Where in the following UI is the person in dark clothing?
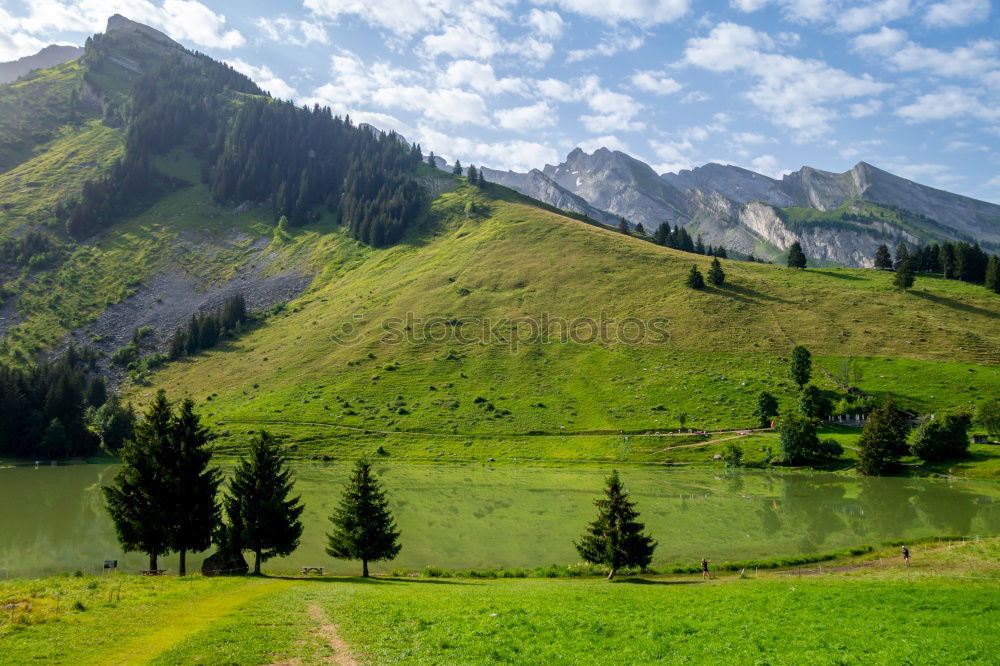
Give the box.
[701,557,711,579]
[901,545,910,567]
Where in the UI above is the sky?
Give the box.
[0,0,998,202]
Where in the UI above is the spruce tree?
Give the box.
[707,256,726,286]
[225,431,304,574]
[893,258,915,292]
[874,244,892,270]
[575,470,657,579]
[619,217,630,234]
[427,151,436,167]
[466,165,478,182]
[452,160,462,176]
[326,458,402,577]
[790,345,811,388]
[985,255,1000,294]
[654,221,670,245]
[169,398,221,576]
[685,264,705,289]
[103,391,174,571]
[894,242,910,270]
[786,241,807,269]
[753,391,779,428]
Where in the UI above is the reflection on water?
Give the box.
[0,463,997,577]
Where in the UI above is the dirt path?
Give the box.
[97,579,293,666]
[308,604,357,666]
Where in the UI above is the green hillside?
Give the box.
[116,180,1000,460]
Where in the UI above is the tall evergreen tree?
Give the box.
[790,345,812,389]
[326,458,402,577]
[103,391,174,571]
[786,241,807,269]
[575,470,657,580]
[225,431,304,575]
[874,244,892,270]
[618,217,630,234]
[653,221,670,245]
[894,242,910,270]
[169,398,221,576]
[685,264,705,289]
[427,151,436,167]
[985,255,1000,294]
[707,256,726,286]
[893,258,915,292]
[452,160,462,176]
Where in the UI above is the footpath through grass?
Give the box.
[2,538,997,664]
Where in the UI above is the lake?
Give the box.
[1,462,998,577]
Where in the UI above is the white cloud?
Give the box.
[580,87,645,133]
[896,87,1000,122]
[577,135,632,153]
[417,126,559,171]
[750,154,789,178]
[681,90,710,103]
[924,0,991,27]
[631,70,683,95]
[683,22,887,138]
[853,28,1000,81]
[537,77,579,101]
[255,16,328,46]
[836,0,911,32]
[439,60,527,95]
[567,31,643,62]
[731,131,769,144]
[540,0,690,24]
[304,0,445,35]
[526,8,564,38]
[3,0,245,51]
[226,58,297,99]
[945,140,988,152]
[849,99,882,117]
[729,0,831,22]
[495,102,556,131]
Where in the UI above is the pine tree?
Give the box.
[707,256,725,286]
[452,160,462,176]
[857,401,908,475]
[169,398,221,576]
[790,345,811,388]
[427,151,436,167]
[753,391,779,428]
[685,264,704,289]
[893,258,915,292]
[635,223,646,236]
[618,217,630,234]
[466,165,478,182]
[894,242,910,270]
[654,222,670,245]
[326,458,402,577]
[874,244,892,270]
[225,431,304,574]
[103,391,174,571]
[985,255,1000,294]
[695,235,705,255]
[787,241,807,269]
[575,470,657,579]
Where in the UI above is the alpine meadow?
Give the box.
[1,5,999,665]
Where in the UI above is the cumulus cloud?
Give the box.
[439,60,528,95]
[895,87,1000,122]
[835,0,911,32]
[729,0,831,22]
[682,22,887,138]
[853,28,1000,79]
[226,58,298,99]
[577,135,632,153]
[525,8,565,38]
[924,0,991,27]
[631,70,683,95]
[540,0,690,24]
[255,16,328,46]
[749,154,789,178]
[567,31,643,62]
[495,101,556,131]
[580,86,646,133]
[0,0,245,54]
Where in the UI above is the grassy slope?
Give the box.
[121,182,1000,461]
[2,538,997,664]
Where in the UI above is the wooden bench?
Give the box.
[141,569,167,576]
[301,566,325,575]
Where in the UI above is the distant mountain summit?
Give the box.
[489,149,1000,266]
[0,45,84,85]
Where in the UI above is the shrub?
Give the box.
[910,413,971,462]
[723,443,743,467]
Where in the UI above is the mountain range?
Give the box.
[0,44,84,85]
[484,149,1000,267]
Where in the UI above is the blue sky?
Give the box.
[1,0,998,202]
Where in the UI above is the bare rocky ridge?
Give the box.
[0,45,84,85]
[489,148,1000,267]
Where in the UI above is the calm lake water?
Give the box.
[1,462,998,577]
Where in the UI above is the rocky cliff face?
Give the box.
[479,167,619,226]
[486,147,1000,266]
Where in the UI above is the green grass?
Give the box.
[2,539,997,664]
[117,183,1000,467]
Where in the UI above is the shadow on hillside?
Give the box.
[910,290,996,317]
[809,270,866,281]
[611,577,701,586]
[713,283,792,304]
[268,575,469,585]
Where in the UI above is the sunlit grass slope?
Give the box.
[131,182,1000,453]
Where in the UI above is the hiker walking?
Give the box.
[901,545,910,567]
[701,557,711,579]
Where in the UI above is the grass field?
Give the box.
[2,538,997,664]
